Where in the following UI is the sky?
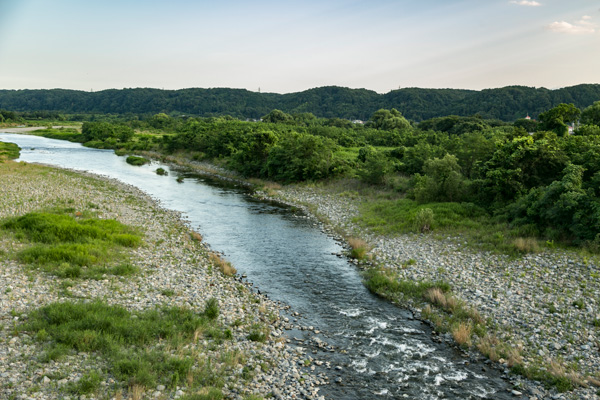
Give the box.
[0,0,598,94]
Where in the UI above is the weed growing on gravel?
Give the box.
[204,298,219,320]
[347,237,369,260]
[363,267,451,301]
[247,323,269,342]
[209,252,237,276]
[66,371,102,395]
[451,322,472,347]
[1,211,142,278]
[22,301,232,396]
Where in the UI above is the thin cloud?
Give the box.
[546,15,596,34]
[510,1,541,6]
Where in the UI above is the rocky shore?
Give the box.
[0,161,324,400]
[269,185,600,400]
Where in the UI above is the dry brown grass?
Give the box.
[209,252,237,276]
[477,335,501,362]
[452,322,472,346]
[549,360,588,387]
[513,237,540,253]
[506,346,523,367]
[190,231,203,242]
[425,288,458,311]
[130,384,144,400]
[186,370,194,386]
[425,288,446,306]
[587,375,600,387]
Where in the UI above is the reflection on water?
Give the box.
[0,133,514,399]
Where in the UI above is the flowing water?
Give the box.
[0,133,516,399]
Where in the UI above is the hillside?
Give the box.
[1,84,599,121]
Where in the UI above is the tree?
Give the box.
[514,118,538,132]
[262,109,293,124]
[368,108,411,131]
[537,103,581,136]
[413,154,467,202]
[581,101,600,127]
[266,133,337,182]
[149,113,171,129]
[357,146,391,185]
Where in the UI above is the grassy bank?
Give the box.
[0,141,20,161]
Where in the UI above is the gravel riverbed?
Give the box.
[0,161,325,400]
[270,185,600,400]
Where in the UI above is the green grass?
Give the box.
[34,128,82,142]
[511,364,574,393]
[363,266,451,300]
[0,141,20,160]
[22,300,229,394]
[356,198,488,234]
[355,197,541,254]
[126,155,149,166]
[1,211,142,278]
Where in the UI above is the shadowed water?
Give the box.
[0,133,517,399]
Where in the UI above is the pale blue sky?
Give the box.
[0,0,598,93]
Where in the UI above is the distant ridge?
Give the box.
[1,84,599,121]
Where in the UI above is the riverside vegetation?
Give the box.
[3,98,600,396]
[0,149,325,399]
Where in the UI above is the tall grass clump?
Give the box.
[348,237,369,260]
[209,252,236,276]
[414,208,434,233]
[512,237,540,253]
[1,211,142,278]
[22,301,230,395]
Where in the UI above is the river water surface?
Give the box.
[0,133,516,399]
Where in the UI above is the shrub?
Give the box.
[156,167,168,176]
[126,156,149,166]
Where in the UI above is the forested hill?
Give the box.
[1,84,599,121]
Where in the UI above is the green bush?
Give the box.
[126,155,149,166]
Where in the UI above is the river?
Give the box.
[0,132,516,399]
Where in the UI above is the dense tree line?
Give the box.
[57,101,600,246]
[1,84,600,122]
